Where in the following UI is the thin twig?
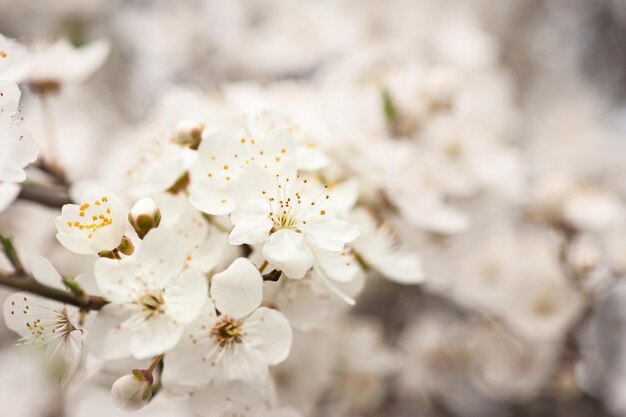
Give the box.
[0,273,107,310]
[18,182,71,208]
[0,234,25,275]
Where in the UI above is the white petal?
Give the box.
[163,303,218,387]
[229,214,273,246]
[55,231,93,255]
[211,258,262,319]
[87,304,133,360]
[242,307,292,365]
[231,164,276,224]
[137,227,185,287]
[0,182,20,212]
[30,255,64,290]
[300,216,359,251]
[3,292,61,338]
[129,314,185,359]
[313,248,361,283]
[296,144,330,171]
[372,250,424,285]
[164,269,208,324]
[263,230,314,279]
[213,342,268,385]
[189,175,237,216]
[94,258,141,303]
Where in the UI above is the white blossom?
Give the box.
[28,38,110,85]
[88,227,207,359]
[0,33,31,83]
[0,81,38,211]
[189,114,297,216]
[164,257,292,388]
[350,208,424,285]
[2,255,83,385]
[229,164,359,279]
[55,186,127,255]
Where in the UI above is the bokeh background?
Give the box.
[2,0,626,416]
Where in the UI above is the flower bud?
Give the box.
[128,198,161,239]
[111,373,152,411]
[117,236,135,256]
[173,120,204,149]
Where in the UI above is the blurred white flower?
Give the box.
[0,81,38,211]
[28,38,110,87]
[350,208,424,285]
[0,33,31,82]
[2,255,83,385]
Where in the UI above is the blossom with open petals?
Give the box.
[88,227,207,359]
[164,257,292,387]
[229,165,359,279]
[55,186,127,255]
[2,255,83,386]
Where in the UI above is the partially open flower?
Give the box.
[173,120,204,149]
[111,373,152,411]
[129,197,161,239]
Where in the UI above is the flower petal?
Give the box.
[30,254,64,290]
[229,214,273,246]
[137,227,185,287]
[129,314,185,359]
[300,216,359,252]
[263,229,313,279]
[242,307,292,365]
[164,268,208,324]
[87,304,133,360]
[94,257,142,303]
[211,258,262,319]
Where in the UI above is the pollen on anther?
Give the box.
[320,210,326,215]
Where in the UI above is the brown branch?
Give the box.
[18,182,71,208]
[0,273,107,311]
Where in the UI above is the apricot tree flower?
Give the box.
[0,81,38,212]
[229,165,359,279]
[0,33,31,82]
[189,115,297,216]
[88,227,207,359]
[350,208,424,285]
[164,257,292,388]
[55,186,127,255]
[28,38,110,90]
[2,255,83,386]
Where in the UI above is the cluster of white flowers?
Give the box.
[2,1,626,417]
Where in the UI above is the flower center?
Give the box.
[264,176,329,232]
[66,196,114,239]
[138,290,165,316]
[211,316,242,346]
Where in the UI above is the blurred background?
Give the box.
[2,0,626,416]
